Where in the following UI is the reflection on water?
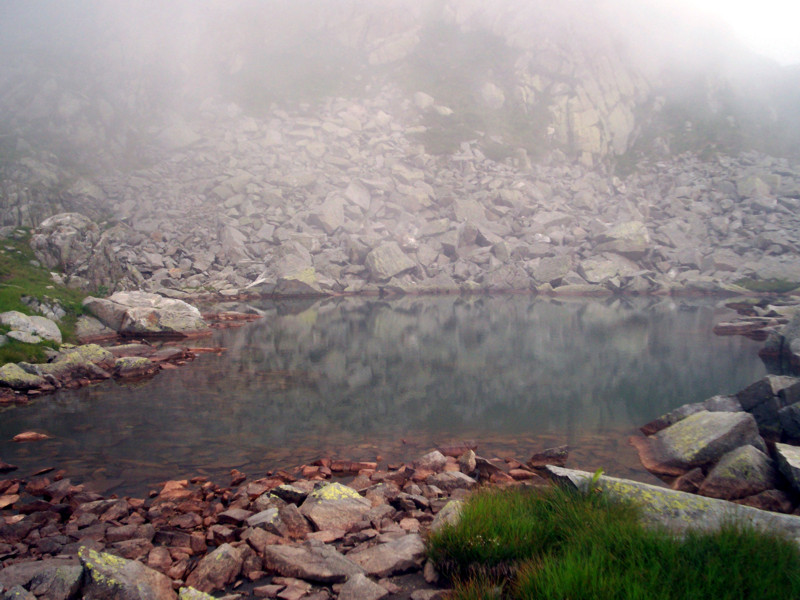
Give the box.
[0,296,766,495]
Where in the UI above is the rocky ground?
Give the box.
[11,91,800,300]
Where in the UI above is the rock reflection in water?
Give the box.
[0,296,766,495]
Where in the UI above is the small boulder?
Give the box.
[262,540,364,583]
[346,534,426,577]
[79,546,176,600]
[0,363,46,390]
[337,573,389,600]
[184,543,243,593]
[365,243,416,281]
[697,445,778,500]
[775,443,800,495]
[299,483,371,532]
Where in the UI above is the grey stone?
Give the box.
[262,540,365,583]
[365,243,416,281]
[579,253,641,283]
[425,472,477,493]
[648,411,765,472]
[548,466,800,540]
[429,500,463,533]
[416,450,447,471]
[347,534,426,577]
[775,443,800,495]
[6,330,42,344]
[697,445,778,500]
[0,363,46,390]
[84,292,208,337]
[337,573,389,600]
[779,402,800,439]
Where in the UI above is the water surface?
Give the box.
[0,295,766,496]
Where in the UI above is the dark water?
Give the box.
[0,295,767,496]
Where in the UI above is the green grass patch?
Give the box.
[428,486,800,600]
[0,228,88,363]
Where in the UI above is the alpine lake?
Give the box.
[0,295,768,496]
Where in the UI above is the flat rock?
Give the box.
[299,483,371,532]
[425,471,477,493]
[346,534,426,577]
[697,445,778,500]
[84,292,209,337]
[548,466,800,539]
[0,363,46,390]
[262,540,365,583]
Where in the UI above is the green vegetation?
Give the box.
[0,228,86,364]
[428,486,800,600]
[734,277,800,294]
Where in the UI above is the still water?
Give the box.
[0,295,767,496]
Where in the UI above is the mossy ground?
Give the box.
[0,228,87,364]
[428,486,800,600]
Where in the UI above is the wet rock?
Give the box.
[632,411,765,476]
[347,533,426,577]
[528,445,569,468]
[299,483,371,532]
[114,356,160,379]
[79,545,176,599]
[262,540,365,583]
[697,445,778,500]
[184,543,243,593]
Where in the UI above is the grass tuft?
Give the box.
[428,486,800,600]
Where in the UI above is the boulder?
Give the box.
[114,357,160,379]
[0,363,46,390]
[299,483,371,532]
[531,256,572,285]
[346,534,426,577]
[0,312,61,344]
[262,540,364,583]
[594,221,650,259]
[184,543,243,593]
[30,213,100,273]
[429,500,463,532]
[640,395,742,436]
[83,292,209,337]
[775,443,800,495]
[79,546,176,600]
[697,445,778,500]
[736,375,799,436]
[632,411,765,476]
[779,402,800,440]
[578,253,641,283]
[365,243,416,281]
[337,573,389,600]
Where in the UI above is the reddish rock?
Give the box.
[217,507,253,526]
[527,445,569,468]
[671,468,706,493]
[12,432,51,443]
[185,542,243,593]
[147,546,173,573]
[278,504,312,539]
[735,489,795,513]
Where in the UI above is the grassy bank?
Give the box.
[0,228,86,364]
[427,486,800,599]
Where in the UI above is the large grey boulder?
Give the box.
[0,311,61,344]
[548,466,800,540]
[633,411,765,476]
[347,534,426,577]
[83,291,209,337]
[365,243,416,281]
[262,540,364,583]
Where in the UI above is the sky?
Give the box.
[678,0,800,65]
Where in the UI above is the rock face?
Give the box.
[83,292,209,337]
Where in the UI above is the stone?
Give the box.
[346,534,426,577]
[594,221,650,259]
[531,256,572,285]
[299,483,371,532]
[429,500,463,533]
[548,466,800,537]
[779,402,800,440]
[184,543,243,593]
[579,253,641,283]
[337,573,389,600]
[6,331,42,344]
[640,396,741,436]
[114,356,160,379]
[0,363,46,390]
[262,540,364,583]
[364,243,416,281]
[2,586,35,600]
[736,375,799,436]
[84,292,209,337]
[416,451,447,472]
[247,508,289,537]
[309,196,345,234]
[178,589,217,600]
[634,411,765,476]
[79,546,176,600]
[697,445,778,500]
[528,445,569,468]
[425,472,477,493]
[75,315,116,343]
